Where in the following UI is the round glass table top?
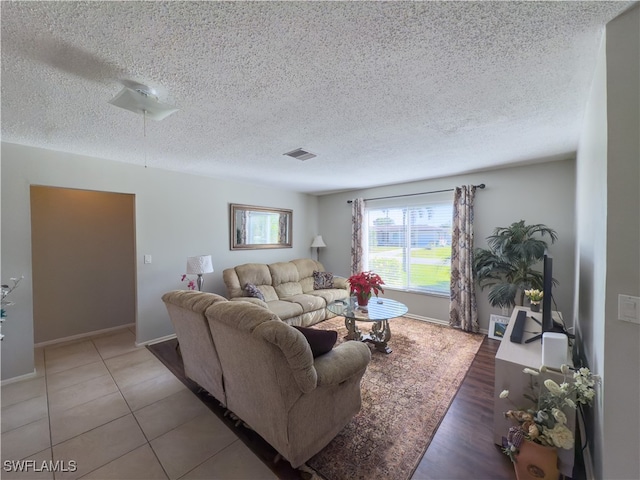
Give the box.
[327,297,408,322]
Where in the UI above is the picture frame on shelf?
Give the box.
[489,314,510,340]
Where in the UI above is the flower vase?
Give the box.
[514,440,559,480]
[530,303,540,312]
[356,292,371,306]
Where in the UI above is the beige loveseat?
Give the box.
[161,290,371,469]
[223,258,349,326]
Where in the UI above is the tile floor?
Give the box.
[1,327,277,479]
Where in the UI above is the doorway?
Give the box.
[30,186,136,344]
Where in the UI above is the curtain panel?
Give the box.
[449,185,479,332]
[351,198,365,275]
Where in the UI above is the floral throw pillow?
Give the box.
[244,283,265,302]
[313,271,334,290]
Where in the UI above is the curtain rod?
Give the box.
[346,183,485,204]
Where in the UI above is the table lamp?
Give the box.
[186,255,214,291]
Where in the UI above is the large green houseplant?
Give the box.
[474,220,558,308]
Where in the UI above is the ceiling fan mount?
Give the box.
[109,81,178,121]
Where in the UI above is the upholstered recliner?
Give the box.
[204,300,371,468]
[161,290,228,405]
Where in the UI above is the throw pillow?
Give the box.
[244,283,265,302]
[313,270,334,290]
[293,326,338,358]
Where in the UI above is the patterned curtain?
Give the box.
[449,185,479,332]
[350,198,365,275]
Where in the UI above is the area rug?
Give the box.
[148,316,484,480]
[307,316,484,480]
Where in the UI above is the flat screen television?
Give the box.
[526,252,564,343]
[541,253,555,336]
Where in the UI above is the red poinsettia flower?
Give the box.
[347,271,385,297]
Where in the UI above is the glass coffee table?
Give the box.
[326,298,408,354]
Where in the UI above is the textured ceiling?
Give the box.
[1,1,633,194]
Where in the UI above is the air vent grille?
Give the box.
[284,148,317,161]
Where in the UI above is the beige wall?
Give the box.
[1,143,319,380]
[317,158,577,333]
[30,186,135,343]
[576,5,639,479]
[603,5,639,479]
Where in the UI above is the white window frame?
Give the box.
[363,192,453,297]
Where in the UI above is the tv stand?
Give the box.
[493,307,574,477]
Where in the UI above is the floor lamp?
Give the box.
[311,235,326,262]
[186,255,214,291]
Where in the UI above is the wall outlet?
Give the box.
[144,254,152,264]
[618,294,640,324]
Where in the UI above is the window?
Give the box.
[364,194,453,296]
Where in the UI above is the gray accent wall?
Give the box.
[317,158,577,333]
[576,5,639,479]
[1,143,319,380]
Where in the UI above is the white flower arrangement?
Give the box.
[501,365,600,462]
[524,288,544,305]
[1,276,24,340]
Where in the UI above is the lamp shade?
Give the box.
[311,235,327,248]
[186,255,214,275]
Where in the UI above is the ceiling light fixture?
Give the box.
[108,85,178,121]
[109,83,179,168]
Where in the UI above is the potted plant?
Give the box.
[524,289,544,312]
[474,220,557,309]
[347,271,385,306]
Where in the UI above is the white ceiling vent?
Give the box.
[284,148,317,161]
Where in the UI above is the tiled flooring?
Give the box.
[1,327,277,480]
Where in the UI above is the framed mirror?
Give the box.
[230,204,293,250]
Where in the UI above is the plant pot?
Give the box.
[356,292,371,306]
[530,303,540,312]
[514,440,559,480]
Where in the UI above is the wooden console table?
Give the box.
[493,306,574,477]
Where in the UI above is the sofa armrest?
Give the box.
[333,276,349,290]
[229,297,269,309]
[314,341,371,387]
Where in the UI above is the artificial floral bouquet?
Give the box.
[524,288,544,305]
[500,364,599,462]
[181,274,197,290]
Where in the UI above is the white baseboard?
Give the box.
[138,333,177,347]
[34,323,135,348]
[1,370,38,386]
[404,313,489,335]
[405,313,449,326]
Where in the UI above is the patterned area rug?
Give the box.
[308,316,484,480]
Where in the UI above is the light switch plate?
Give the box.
[144,254,152,264]
[618,294,640,324]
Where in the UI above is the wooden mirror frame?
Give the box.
[230,203,293,250]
